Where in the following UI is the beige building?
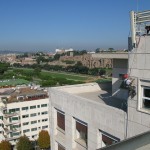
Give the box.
[60,54,112,69]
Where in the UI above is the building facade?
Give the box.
[0,87,49,146]
[49,83,127,150]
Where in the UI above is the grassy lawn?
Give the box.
[0,79,29,87]
[14,68,90,81]
[3,68,112,87]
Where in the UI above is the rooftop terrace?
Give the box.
[53,82,127,111]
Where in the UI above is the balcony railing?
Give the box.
[3,118,20,126]
[4,112,19,118]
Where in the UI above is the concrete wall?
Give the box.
[112,59,128,100]
[127,36,150,138]
[49,87,126,150]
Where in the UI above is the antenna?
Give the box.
[130,10,150,49]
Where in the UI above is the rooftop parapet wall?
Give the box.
[49,86,127,140]
[52,82,102,94]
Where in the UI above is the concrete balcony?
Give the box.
[4,126,21,134]
[3,118,21,126]
[4,112,19,118]
[6,135,20,141]
[10,127,21,133]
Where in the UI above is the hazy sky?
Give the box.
[0,0,150,52]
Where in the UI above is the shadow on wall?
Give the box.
[98,82,127,112]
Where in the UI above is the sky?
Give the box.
[0,0,150,52]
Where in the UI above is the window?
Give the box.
[31,120,37,124]
[23,129,30,133]
[41,104,47,107]
[31,128,37,131]
[12,117,19,121]
[139,79,150,113]
[22,114,29,118]
[9,109,15,113]
[22,107,28,111]
[75,119,87,144]
[38,112,40,115]
[9,108,20,112]
[0,124,4,127]
[23,122,29,126]
[30,105,36,109]
[0,116,3,120]
[142,87,150,110]
[30,113,36,117]
[42,125,48,129]
[12,132,20,136]
[37,105,40,108]
[58,143,65,150]
[41,111,48,115]
[100,130,119,147]
[57,111,65,131]
[42,118,48,122]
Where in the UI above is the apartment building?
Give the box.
[0,86,49,146]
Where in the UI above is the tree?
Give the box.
[41,80,57,87]
[38,130,50,149]
[33,67,41,76]
[17,135,33,150]
[99,69,106,76]
[0,62,9,75]
[36,56,45,64]
[108,48,114,51]
[54,53,61,60]
[0,140,11,150]
[95,48,101,53]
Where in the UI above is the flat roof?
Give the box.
[0,87,48,103]
[53,83,127,111]
[92,53,128,59]
[76,90,127,111]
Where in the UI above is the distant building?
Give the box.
[59,54,112,68]
[55,48,74,54]
[0,86,49,147]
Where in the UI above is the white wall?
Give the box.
[49,86,126,150]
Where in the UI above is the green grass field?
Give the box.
[0,79,29,86]
[14,68,90,81]
[3,68,112,87]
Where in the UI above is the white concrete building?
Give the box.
[49,83,127,150]
[0,86,49,146]
[49,10,150,150]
